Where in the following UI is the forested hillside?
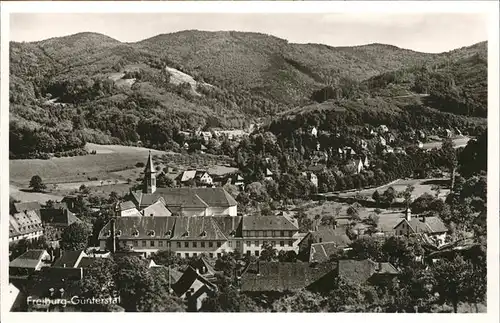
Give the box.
[9,31,487,158]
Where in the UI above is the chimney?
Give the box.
[110,218,117,253]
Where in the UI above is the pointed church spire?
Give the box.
[143,151,156,194]
[144,150,155,174]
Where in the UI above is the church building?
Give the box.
[126,152,238,217]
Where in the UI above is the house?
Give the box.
[301,227,352,263]
[310,126,318,137]
[387,133,396,144]
[53,250,88,268]
[98,215,302,258]
[378,136,387,147]
[224,173,245,190]
[337,259,399,284]
[370,129,378,137]
[443,129,452,138]
[177,170,213,187]
[9,249,52,277]
[342,147,356,159]
[264,168,274,181]
[12,201,42,216]
[378,125,389,133]
[309,241,350,263]
[239,261,336,294]
[40,208,81,241]
[172,266,217,312]
[393,209,448,247]
[363,156,370,168]
[301,171,318,187]
[9,211,44,243]
[116,201,142,217]
[360,139,368,150]
[416,141,424,149]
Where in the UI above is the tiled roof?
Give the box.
[191,188,237,207]
[172,266,216,297]
[98,217,177,240]
[310,242,345,263]
[9,211,43,238]
[119,201,137,211]
[395,216,448,234]
[338,259,399,284]
[141,200,171,217]
[171,217,226,240]
[40,208,80,226]
[53,250,86,268]
[240,262,335,292]
[212,216,243,238]
[9,250,48,269]
[133,188,209,208]
[310,228,352,248]
[242,216,298,231]
[76,257,101,269]
[14,202,41,213]
[179,170,197,182]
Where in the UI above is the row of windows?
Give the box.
[245,240,293,247]
[177,252,222,259]
[243,230,294,238]
[129,240,223,248]
[128,239,295,248]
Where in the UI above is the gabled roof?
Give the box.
[53,250,87,268]
[395,216,448,234]
[191,188,237,207]
[212,216,243,238]
[141,200,172,217]
[242,216,298,231]
[9,211,43,238]
[265,169,273,176]
[310,228,352,248]
[310,242,345,263]
[338,259,399,284]
[171,217,226,240]
[178,170,197,182]
[40,208,80,226]
[172,266,217,297]
[118,201,137,211]
[9,249,48,269]
[240,261,335,292]
[13,202,41,214]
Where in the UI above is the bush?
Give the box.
[135,162,145,168]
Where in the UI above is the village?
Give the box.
[7,119,485,313]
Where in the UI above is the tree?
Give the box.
[75,258,118,311]
[381,186,396,208]
[347,204,361,221]
[273,290,326,312]
[260,242,278,262]
[432,255,479,313]
[348,236,385,261]
[60,222,91,251]
[29,175,47,192]
[401,184,415,211]
[156,172,175,188]
[79,184,90,195]
[440,138,458,190]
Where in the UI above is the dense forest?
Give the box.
[9,31,487,158]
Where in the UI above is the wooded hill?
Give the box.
[9,31,487,158]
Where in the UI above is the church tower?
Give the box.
[143,151,156,194]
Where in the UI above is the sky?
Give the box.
[10,12,489,53]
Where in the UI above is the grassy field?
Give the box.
[10,143,237,202]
